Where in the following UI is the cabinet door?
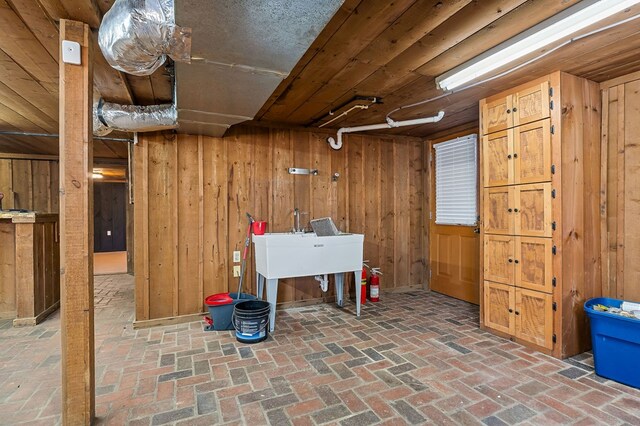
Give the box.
[514,119,551,184]
[513,81,550,127]
[515,288,553,349]
[482,95,513,135]
[484,187,514,235]
[484,281,515,335]
[515,183,552,237]
[483,130,513,187]
[484,235,515,284]
[515,237,553,293]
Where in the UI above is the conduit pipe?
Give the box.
[327,110,445,150]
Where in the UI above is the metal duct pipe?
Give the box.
[99,0,191,76]
[94,99,178,134]
[328,111,445,150]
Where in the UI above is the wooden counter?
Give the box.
[0,211,60,326]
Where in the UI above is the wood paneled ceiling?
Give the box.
[256,0,640,137]
[1,0,640,157]
[0,0,171,158]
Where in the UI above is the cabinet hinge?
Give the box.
[552,221,556,231]
[552,302,557,311]
[549,87,554,97]
[551,164,555,174]
[551,189,557,198]
[553,334,557,344]
[550,124,555,135]
[552,277,557,287]
[550,100,554,110]
[552,245,557,255]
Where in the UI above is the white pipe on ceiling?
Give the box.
[328,110,445,150]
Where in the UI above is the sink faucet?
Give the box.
[293,207,301,233]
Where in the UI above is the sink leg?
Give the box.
[266,279,278,332]
[354,271,361,317]
[257,273,265,300]
[334,273,344,307]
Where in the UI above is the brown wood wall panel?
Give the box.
[0,158,58,212]
[134,126,425,321]
[602,72,640,302]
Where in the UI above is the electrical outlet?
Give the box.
[233,250,241,263]
[107,230,111,236]
[233,265,241,277]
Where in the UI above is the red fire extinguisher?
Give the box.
[360,269,367,305]
[369,268,381,302]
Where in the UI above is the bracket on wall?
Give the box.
[288,168,318,176]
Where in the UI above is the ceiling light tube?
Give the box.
[436,0,640,91]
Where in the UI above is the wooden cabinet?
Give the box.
[484,235,552,293]
[479,72,601,359]
[483,183,552,237]
[483,120,551,187]
[483,282,553,349]
[481,81,550,134]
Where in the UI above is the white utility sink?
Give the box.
[252,232,365,332]
[253,232,364,279]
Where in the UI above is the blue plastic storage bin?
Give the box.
[205,292,257,331]
[584,297,640,388]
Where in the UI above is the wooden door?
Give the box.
[514,119,551,184]
[515,288,553,349]
[483,187,514,235]
[482,95,512,135]
[513,81,550,127]
[515,237,553,293]
[515,183,552,237]
[483,235,515,285]
[484,281,515,335]
[429,137,480,305]
[483,130,513,187]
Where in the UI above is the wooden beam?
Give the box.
[59,19,94,425]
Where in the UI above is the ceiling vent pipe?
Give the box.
[98,0,191,76]
[94,0,187,135]
[93,99,177,136]
[327,111,445,150]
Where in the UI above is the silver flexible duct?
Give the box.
[98,0,191,76]
[94,99,178,133]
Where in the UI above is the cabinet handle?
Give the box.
[514,259,519,264]
[507,154,512,159]
[512,107,517,112]
[508,258,513,263]
[514,208,519,213]
[506,109,511,114]
[508,208,513,212]
[515,311,520,315]
[513,153,518,158]
[508,309,513,313]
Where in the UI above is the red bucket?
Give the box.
[253,221,267,235]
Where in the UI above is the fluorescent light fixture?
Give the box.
[92,172,104,179]
[436,0,640,91]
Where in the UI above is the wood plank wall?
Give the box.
[601,71,640,302]
[134,126,425,321]
[0,158,59,212]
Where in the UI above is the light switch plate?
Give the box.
[233,251,241,263]
[62,40,81,65]
[233,266,241,277]
[107,230,111,236]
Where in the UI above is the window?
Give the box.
[434,134,478,226]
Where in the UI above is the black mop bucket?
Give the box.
[232,300,270,344]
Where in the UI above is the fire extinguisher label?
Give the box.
[371,287,379,298]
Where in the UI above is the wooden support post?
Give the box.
[59,19,95,425]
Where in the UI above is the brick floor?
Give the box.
[1,274,640,425]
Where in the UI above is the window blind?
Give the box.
[434,134,478,226]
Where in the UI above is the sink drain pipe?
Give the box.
[327,110,445,150]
